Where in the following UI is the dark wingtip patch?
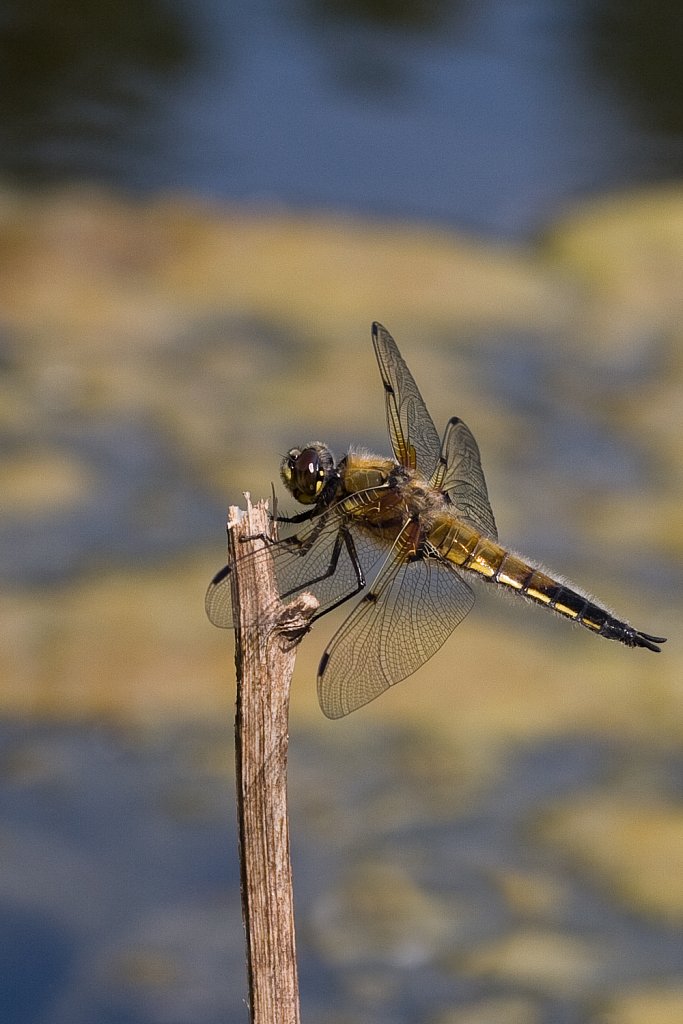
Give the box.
[210,563,232,586]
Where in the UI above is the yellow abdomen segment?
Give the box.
[429,516,606,631]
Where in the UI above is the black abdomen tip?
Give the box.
[633,631,667,653]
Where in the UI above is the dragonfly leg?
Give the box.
[273,507,320,525]
[277,526,366,623]
[237,505,321,548]
[309,528,367,622]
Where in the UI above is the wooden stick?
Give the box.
[228,496,318,1024]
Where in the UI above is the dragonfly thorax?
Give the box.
[281,442,338,505]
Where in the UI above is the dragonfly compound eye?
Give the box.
[281,444,334,503]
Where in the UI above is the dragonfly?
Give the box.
[206,322,666,718]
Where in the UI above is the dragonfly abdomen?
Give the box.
[490,550,602,627]
[433,521,664,652]
[492,553,665,651]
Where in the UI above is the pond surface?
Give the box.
[0,0,681,238]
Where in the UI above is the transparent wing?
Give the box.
[372,322,441,477]
[430,416,497,539]
[317,536,475,719]
[205,493,389,629]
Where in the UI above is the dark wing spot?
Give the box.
[210,564,232,586]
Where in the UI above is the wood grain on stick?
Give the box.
[228,496,317,1024]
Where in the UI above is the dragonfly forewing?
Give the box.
[372,322,442,477]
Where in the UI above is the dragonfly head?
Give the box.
[281,443,336,504]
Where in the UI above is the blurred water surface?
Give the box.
[0,0,681,237]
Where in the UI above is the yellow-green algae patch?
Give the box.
[596,985,683,1024]
[0,449,95,515]
[434,996,539,1024]
[539,793,683,923]
[459,928,608,998]
[0,184,560,345]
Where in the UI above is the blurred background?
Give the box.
[0,2,682,1022]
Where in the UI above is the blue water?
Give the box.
[1,0,681,238]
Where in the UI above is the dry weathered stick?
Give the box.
[228,496,317,1024]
